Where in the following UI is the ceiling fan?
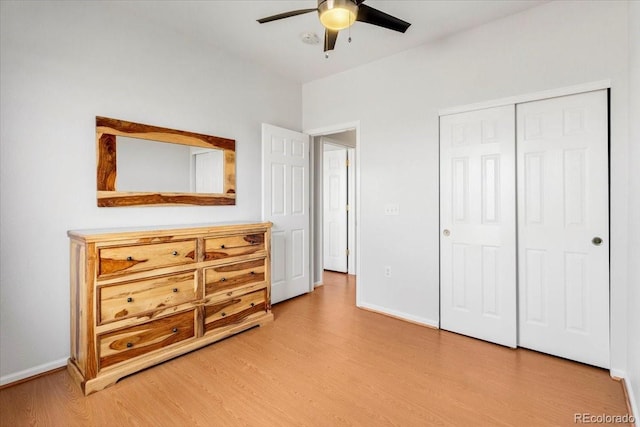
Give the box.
[257,0,411,53]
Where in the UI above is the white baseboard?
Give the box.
[626,377,639,424]
[612,368,627,379]
[357,301,439,328]
[0,358,67,386]
[610,370,639,423]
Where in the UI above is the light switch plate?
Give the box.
[384,204,400,215]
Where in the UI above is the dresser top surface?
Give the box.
[68,221,272,242]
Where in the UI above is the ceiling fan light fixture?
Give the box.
[318,0,358,31]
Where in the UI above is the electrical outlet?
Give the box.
[384,204,400,216]
[384,266,392,277]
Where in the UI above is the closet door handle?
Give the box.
[443,229,451,237]
[592,237,603,246]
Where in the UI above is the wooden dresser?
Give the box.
[67,222,273,395]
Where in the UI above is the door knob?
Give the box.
[592,237,603,246]
[443,229,450,237]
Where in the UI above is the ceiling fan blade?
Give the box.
[257,8,317,24]
[356,4,411,33]
[324,29,339,52]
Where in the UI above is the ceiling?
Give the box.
[121,1,548,83]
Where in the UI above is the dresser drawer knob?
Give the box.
[172,288,178,293]
[220,244,225,249]
[126,256,133,261]
[126,342,133,348]
[221,312,226,317]
[171,251,178,256]
[227,292,232,296]
[127,297,133,303]
[250,302,255,307]
[172,328,178,333]
[220,277,226,282]
[250,271,255,275]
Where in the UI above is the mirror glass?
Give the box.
[97,116,236,207]
[116,136,224,194]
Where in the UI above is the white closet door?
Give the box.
[517,90,609,368]
[440,105,517,347]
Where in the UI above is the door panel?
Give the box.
[517,90,609,368]
[262,124,310,304]
[193,150,223,193]
[440,105,517,348]
[271,231,286,285]
[323,147,348,272]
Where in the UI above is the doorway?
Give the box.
[261,122,359,303]
[322,138,355,274]
[307,124,359,294]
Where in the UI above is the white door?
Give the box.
[323,145,348,273]
[262,124,311,304]
[517,90,609,368]
[192,150,223,193]
[440,105,517,348]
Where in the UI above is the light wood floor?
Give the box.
[1,271,631,426]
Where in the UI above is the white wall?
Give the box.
[0,1,301,383]
[303,0,632,372]
[626,1,640,417]
[325,130,356,148]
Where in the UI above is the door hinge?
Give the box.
[346,204,350,212]
[346,159,350,167]
[346,249,350,256]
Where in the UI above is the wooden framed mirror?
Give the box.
[96,117,236,207]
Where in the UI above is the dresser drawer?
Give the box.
[204,258,266,297]
[204,289,267,333]
[98,310,195,370]
[98,240,196,277]
[204,232,265,260]
[98,271,198,324]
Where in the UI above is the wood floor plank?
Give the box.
[0,271,631,426]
